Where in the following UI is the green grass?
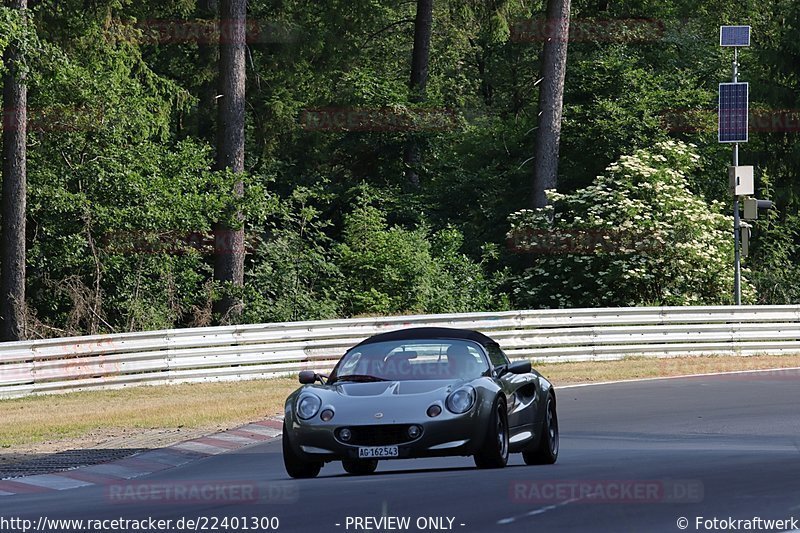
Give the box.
[0,378,299,448]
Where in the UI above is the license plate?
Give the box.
[358,446,399,458]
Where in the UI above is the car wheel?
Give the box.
[341,459,378,475]
[473,398,509,469]
[523,392,559,465]
[282,422,322,479]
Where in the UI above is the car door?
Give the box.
[487,344,539,431]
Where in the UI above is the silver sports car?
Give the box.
[282,327,558,478]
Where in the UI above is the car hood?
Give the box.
[285,378,486,425]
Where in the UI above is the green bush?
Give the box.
[241,187,341,324]
[335,193,502,317]
[508,141,753,308]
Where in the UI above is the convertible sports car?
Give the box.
[282,327,558,478]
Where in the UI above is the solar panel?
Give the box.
[720,25,750,47]
[719,82,749,143]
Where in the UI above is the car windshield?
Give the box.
[330,339,489,382]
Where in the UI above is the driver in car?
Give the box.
[446,344,484,380]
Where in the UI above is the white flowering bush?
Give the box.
[508,141,754,308]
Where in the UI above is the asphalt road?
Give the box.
[6,369,800,533]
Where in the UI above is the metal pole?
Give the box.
[732,47,742,305]
[733,146,741,305]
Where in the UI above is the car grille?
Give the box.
[337,425,422,446]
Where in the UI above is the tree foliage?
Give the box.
[2,0,799,337]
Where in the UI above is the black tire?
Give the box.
[342,459,378,475]
[523,392,559,465]
[473,398,509,469]
[282,422,322,479]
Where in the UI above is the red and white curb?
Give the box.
[0,417,284,497]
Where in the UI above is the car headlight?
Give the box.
[446,386,476,414]
[297,394,322,420]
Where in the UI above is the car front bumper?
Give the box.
[285,409,490,461]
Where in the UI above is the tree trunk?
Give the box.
[531,0,570,209]
[1,0,28,341]
[212,0,246,322]
[404,0,433,188]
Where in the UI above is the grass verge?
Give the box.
[0,378,298,450]
[2,354,800,454]
[539,353,800,385]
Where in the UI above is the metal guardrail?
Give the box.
[1,306,800,399]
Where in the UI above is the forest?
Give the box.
[0,0,798,339]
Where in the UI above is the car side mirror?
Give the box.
[298,370,317,384]
[507,360,532,375]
